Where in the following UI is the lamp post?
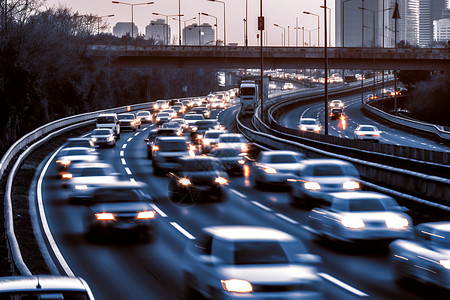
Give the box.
[201,12,218,45]
[207,0,226,46]
[173,16,196,45]
[97,14,114,35]
[305,28,319,46]
[323,0,329,135]
[274,23,286,46]
[303,11,319,47]
[112,1,154,38]
[153,12,184,45]
[358,7,391,48]
[320,5,331,47]
[178,0,181,45]
[245,0,248,46]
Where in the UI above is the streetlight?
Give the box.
[245,0,248,46]
[172,16,196,45]
[112,1,154,38]
[274,23,286,46]
[97,14,114,35]
[201,12,218,45]
[207,0,226,46]
[303,11,319,47]
[153,12,184,45]
[320,5,331,47]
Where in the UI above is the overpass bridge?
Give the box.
[89,45,450,70]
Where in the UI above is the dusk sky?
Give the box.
[45,0,335,46]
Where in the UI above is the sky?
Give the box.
[44,0,335,46]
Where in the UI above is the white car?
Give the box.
[282,82,294,90]
[90,128,116,148]
[298,118,322,133]
[184,113,205,128]
[217,133,249,153]
[308,191,413,243]
[136,110,152,123]
[329,99,344,109]
[390,221,450,290]
[201,129,228,153]
[354,125,381,142]
[182,226,323,300]
[55,147,99,177]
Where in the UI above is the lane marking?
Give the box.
[38,148,75,276]
[170,222,196,239]
[134,132,140,136]
[230,189,247,198]
[121,158,126,165]
[251,201,272,212]
[150,204,167,217]
[120,151,124,157]
[122,144,127,149]
[275,213,299,225]
[124,167,132,175]
[143,127,148,131]
[130,178,136,184]
[319,273,369,297]
[127,137,133,142]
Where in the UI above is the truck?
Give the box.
[239,80,259,115]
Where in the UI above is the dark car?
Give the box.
[168,156,229,204]
[85,181,157,241]
[190,119,221,141]
[63,137,94,149]
[151,136,190,175]
[145,128,180,159]
[117,113,139,131]
[208,147,244,176]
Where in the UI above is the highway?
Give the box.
[35,104,449,300]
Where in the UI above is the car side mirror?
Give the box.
[399,206,409,213]
[295,254,322,266]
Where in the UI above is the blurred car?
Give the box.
[61,162,120,202]
[85,181,157,241]
[55,147,99,176]
[201,130,228,153]
[308,191,412,243]
[298,118,322,133]
[282,82,294,90]
[354,125,382,142]
[182,99,193,108]
[168,156,229,203]
[390,221,450,290]
[155,112,172,125]
[288,159,361,207]
[247,150,306,187]
[172,104,185,115]
[96,113,120,139]
[329,100,344,120]
[329,100,344,109]
[90,128,116,148]
[210,99,225,109]
[190,119,222,141]
[63,137,94,148]
[117,113,139,131]
[145,128,180,159]
[182,226,323,300]
[172,118,189,132]
[184,114,205,129]
[160,121,184,136]
[190,107,211,119]
[154,99,169,111]
[208,147,244,176]
[192,98,203,107]
[162,108,177,119]
[217,133,249,153]
[151,136,190,175]
[0,275,96,299]
[136,110,153,123]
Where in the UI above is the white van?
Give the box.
[239,80,259,115]
[96,113,120,139]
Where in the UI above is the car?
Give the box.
[162,108,177,119]
[182,99,193,108]
[184,113,205,129]
[329,100,344,120]
[288,159,361,207]
[247,150,306,187]
[145,128,181,159]
[282,82,294,90]
[354,125,382,142]
[171,118,189,132]
[136,110,153,123]
[153,99,169,111]
[210,99,225,109]
[55,147,99,176]
[190,107,211,119]
[63,137,94,148]
[0,275,96,299]
[298,118,322,133]
[160,121,184,136]
[117,113,139,131]
[172,104,185,115]
[390,221,450,290]
[201,130,228,153]
[96,113,120,139]
[217,133,249,153]
[155,112,172,125]
[308,191,413,243]
[151,136,190,175]
[61,162,121,202]
[84,181,157,241]
[192,98,203,107]
[190,119,222,141]
[168,156,229,203]
[90,128,116,148]
[208,147,244,176]
[182,226,323,300]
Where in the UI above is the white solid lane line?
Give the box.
[122,144,127,149]
[319,273,369,297]
[121,158,126,165]
[275,213,299,225]
[250,201,272,212]
[230,189,247,198]
[170,222,196,240]
[150,204,167,217]
[124,167,132,175]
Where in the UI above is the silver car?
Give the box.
[55,147,99,177]
[91,128,116,148]
[247,150,305,187]
[288,159,361,207]
[298,118,322,133]
[354,125,382,142]
[182,226,323,300]
[390,221,450,290]
[308,191,413,243]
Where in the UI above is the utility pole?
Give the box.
[259,0,264,121]
[392,0,401,115]
[324,0,329,135]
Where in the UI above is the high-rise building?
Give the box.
[387,0,420,47]
[113,22,138,38]
[418,0,447,46]
[146,19,171,45]
[183,23,215,45]
[433,18,450,41]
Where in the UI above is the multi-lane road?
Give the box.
[35,102,449,300]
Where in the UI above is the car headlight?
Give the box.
[215,177,229,185]
[203,140,211,146]
[343,181,360,190]
[264,167,277,174]
[385,216,409,230]
[56,159,71,166]
[107,136,115,142]
[300,126,307,131]
[238,159,245,165]
[91,137,98,142]
[156,118,160,122]
[152,145,159,151]
[314,126,321,132]
[221,279,253,293]
[341,216,365,229]
[191,127,198,131]
[241,144,248,152]
[304,181,321,191]
[61,173,72,179]
[137,211,156,219]
[75,185,88,190]
[95,212,115,220]
[440,259,450,269]
[154,104,159,109]
[197,134,203,139]
[179,178,192,186]
[330,103,335,107]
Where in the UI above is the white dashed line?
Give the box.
[124,167,132,175]
[250,201,272,212]
[120,151,124,157]
[122,144,127,149]
[319,273,369,297]
[134,132,140,136]
[275,213,299,225]
[127,137,133,142]
[150,204,167,217]
[143,127,148,131]
[121,158,126,165]
[170,222,196,239]
[230,189,247,198]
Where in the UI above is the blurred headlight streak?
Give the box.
[385,217,409,230]
[304,181,321,191]
[215,177,229,185]
[341,217,365,229]
[137,211,156,219]
[440,259,450,269]
[264,167,277,174]
[56,159,71,166]
[221,279,253,293]
[179,178,192,186]
[75,185,88,190]
[241,144,248,152]
[343,181,360,190]
[95,213,115,220]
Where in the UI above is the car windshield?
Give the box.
[359,126,377,131]
[346,198,393,212]
[65,140,91,147]
[157,141,187,151]
[118,114,134,120]
[137,111,150,116]
[92,129,111,135]
[231,241,300,265]
[181,159,219,171]
[93,188,147,203]
[162,123,180,129]
[268,154,299,163]
[205,132,223,139]
[71,167,111,177]
[185,115,203,120]
[210,148,240,157]
[307,164,358,177]
[300,120,317,125]
[60,149,90,156]
[97,116,114,124]
[158,113,170,117]
[0,291,90,299]
[220,136,244,143]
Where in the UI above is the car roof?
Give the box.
[328,191,391,200]
[179,156,219,162]
[301,159,352,166]
[204,226,295,242]
[261,150,303,156]
[68,162,113,169]
[155,136,187,142]
[299,118,317,122]
[0,276,90,293]
[59,147,93,152]
[97,113,116,117]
